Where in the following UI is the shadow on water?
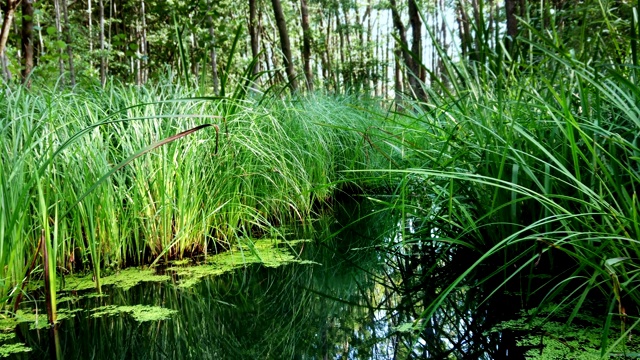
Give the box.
[8,196,525,359]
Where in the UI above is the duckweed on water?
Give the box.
[63,267,171,292]
[0,328,31,356]
[0,238,309,352]
[0,342,31,357]
[0,308,82,334]
[57,293,107,305]
[170,265,229,289]
[91,305,177,322]
[17,308,83,330]
[0,312,45,332]
[490,307,640,359]
[60,239,312,291]
[170,239,317,288]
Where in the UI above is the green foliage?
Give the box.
[366,4,640,355]
[0,79,395,305]
[491,303,640,359]
[91,305,177,322]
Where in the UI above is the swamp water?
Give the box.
[0,198,634,359]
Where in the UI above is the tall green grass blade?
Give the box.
[173,12,190,89]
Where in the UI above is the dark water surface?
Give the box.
[9,197,527,359]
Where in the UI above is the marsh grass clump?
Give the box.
[373,31,640,355]
[0,82,396,303]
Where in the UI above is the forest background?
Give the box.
[0,0,546,96]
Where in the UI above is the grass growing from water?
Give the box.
[371,32,640,356]
[0,81,399,306]
[4,17,638,359]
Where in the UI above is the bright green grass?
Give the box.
[0,82,399,303]
[371,34,640,356]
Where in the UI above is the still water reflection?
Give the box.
[10,197,523,359]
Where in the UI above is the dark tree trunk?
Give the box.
[21,0,35,86]
[389,0,425,100]
[300,0,313,91]
[271,0,297,91]
[408,0,425,99]
[394,45,403,106]
[456,0,472,60]
[506,0,518,54]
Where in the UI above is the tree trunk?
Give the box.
[88,0,92,54]
[189,22,198,79]
[439,0,448,84]
[394,45,403,105]
[0,0,18,55]
[271,0,297,91]
[300,0,313,91]
[53,0,65,81]
[505,0,518,54]
[325,15,335,91]
[61,0,76,86]
[0,0,20,79]
[408,0,425,99]
[21,0,35,86]
[341,3,352,64]
[319,14,333,90]
[135,16,141,85]
[364,0,372,94]
[206,2,218,94]
[262,26,274,87]
[99,0,106,86]
[335,9,345,90]
[389,0,425,100]
[456,0,471,59]
[249,0,260,76]
[36,10,44,58]
[140,0,147,84]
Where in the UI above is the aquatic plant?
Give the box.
[369,19,640,357]
[0,80,396,307]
